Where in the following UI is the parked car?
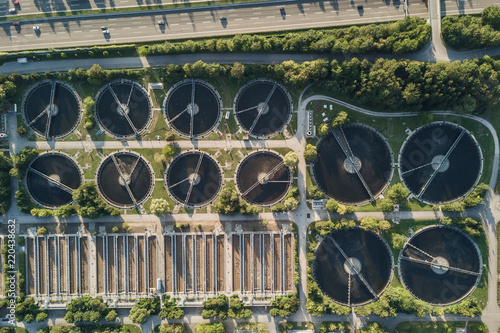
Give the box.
[14,1,20,5]
[357,4,363,9]
[102,30,109,34]
[158,20,165,25]
[280,7,285,14]
[12,22,20,26]
[8,8,16,13]
[33,26,39,30]
[220,16,226,23]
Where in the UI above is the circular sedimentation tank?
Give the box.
[94,79,153,139]
[399,122,483,204]
[165,151,223,208]
[311,123,393,205]
[399,225,482,305]
[22,80,82,139]
[233,79,293,139]
[313,227,393,307]
[96,151,154,209]
[163,79,223,139]
[25,151,84,208]
[235,150,292,206]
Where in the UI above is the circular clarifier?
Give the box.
[233,79,293,139]
[22,80,82,139]
[399,122,483,204]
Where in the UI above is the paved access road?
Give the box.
[0,0,427,52]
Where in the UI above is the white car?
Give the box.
[33,26,39,31]
[102,30,109,34]
[8,8,16,14]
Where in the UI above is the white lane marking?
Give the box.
[123,27,131,29]
[235,18,243,21]
[250,17,259,20]
[138,26,147,28]
[266,16,275,18]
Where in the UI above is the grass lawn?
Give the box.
[87,324,142,333]
[394,321,488,333]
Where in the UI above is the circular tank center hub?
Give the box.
[258,172,269,185]
[257,102,270,115]
[188,173,201,186]
[116,104,130,116]
[187,103,199,116]
[46,104,59,117]
[118,174,131,186]
[48,174,61,186]
[343,257,362,275]
[431,155,450,173]
[431,256,449,275]
[343,157,362,174]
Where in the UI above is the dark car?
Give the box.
[280,7,285,14]
[220,16,227,22]
[357,4,363,9]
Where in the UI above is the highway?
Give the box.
[0,0,428,52]
[2,0,216,17]
[441,0,500,16]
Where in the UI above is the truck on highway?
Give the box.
[17,58,28,64]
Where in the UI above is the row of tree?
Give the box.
[442,6,500,50]
[138,17,430,56]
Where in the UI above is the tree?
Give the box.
[385,183,408,204]
[165,131,176,141]
[360,217,379,231]
[482,5,500,30]
[337,204,354,215]
[65,296,111,324]
[158,296,184,320]
[269,293,299,318]
[308,185,324,200]
[283,197,298,211]
[17,124,28,137]
[195,323,225,333]
[202,295,228,320]
[326,199,339,212]
[227,295,252,319]
[73,182,120,218]
[37,227,48,235]
[316,123,330,136]
[391,233,405,249]
[283,151,299,168]
[150,198,171,215]
[112,227,119,233]
[331,111,350,128]
[162,144,178,160]
[104,310,117,322]
[87,64,107,85]
[129,298,161,324]
[380,198,395,212]
[159,325,187,333]
[230,62,245,80]
[304,144,317,163]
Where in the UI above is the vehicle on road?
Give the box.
[102,30,109,34]
[8,8,16,13]
[33,26,39,30]
[17,58,28,63]
[280,7,285,14]
[101,26,107,30]
[12,22,20,26]
[158,21,165,25]
[14,0,20,5]
[220,16,226,23]
[357,4,363,9]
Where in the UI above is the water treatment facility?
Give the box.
[3,6,500,327]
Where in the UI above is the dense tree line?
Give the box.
[442,6,500,50]
[158,296,184,320]
[158,325,187,333]
[139,17,430,56]
[129,297,160,324]
[64,296,115,323]
[212,186,259,215]
[0,153,11,214]
[72,182,120,218]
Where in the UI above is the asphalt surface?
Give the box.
[0,0,428,51]
[441,0,500,16]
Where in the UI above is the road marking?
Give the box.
[346,9,354,11]
[266,16,275,18]
[202,21,211,23]
[250,17,259,20]
[73,30,82,33]
[235,18,243,21]
[138,26,147,28]
[379,6,387,8]
[123,27,131,29]
[314,11,323,14]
